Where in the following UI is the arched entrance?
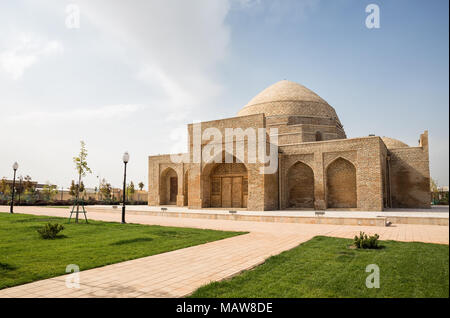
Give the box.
[326,158,357,208]
[160,168,178,205]
[287,162,314,208]
[315,131,323,141]
[210,163,248,208]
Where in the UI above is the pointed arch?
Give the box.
[287,161,314,208]
[315,131,323,141]
[326,157,357,208]
[160,167,178,205]
[202,151,248,208]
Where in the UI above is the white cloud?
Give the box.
[78,0,230,121]
[2,104,145,124]
[0,33,63,80]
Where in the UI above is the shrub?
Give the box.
[353,232,380,249]
[37,222,65,239]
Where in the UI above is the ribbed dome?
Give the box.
[237,80,341,123]
[382,137,409,149]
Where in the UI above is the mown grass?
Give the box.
[191,236,449,298]
[0,213,245,289]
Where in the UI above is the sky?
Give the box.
[0,0,448,189]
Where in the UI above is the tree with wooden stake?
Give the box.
[69,141,92,223]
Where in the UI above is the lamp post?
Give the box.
[10,162,18,213]
[121,152,129,224]
[97,175,101,201]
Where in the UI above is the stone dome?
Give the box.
[382,137,409,149]
[237,80,341,123]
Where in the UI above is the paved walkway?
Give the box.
[0,206,448,298]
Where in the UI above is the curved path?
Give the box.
[0,206,448,298]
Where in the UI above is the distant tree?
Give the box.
[69,180,77,198]
[81,181,87,199]
[430,178,440,205]
[23,175,35,193]
[430,178,439,193]
[15,176,24,196]
[42,183,59,201]
[0,178,11,197]
[99,178,112,201]
[138,182,144,191]
[127,181,136,201]
[21,176,35,203]
[69,179,86,199]
[23,188,33,201]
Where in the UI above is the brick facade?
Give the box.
[148,81,431,211]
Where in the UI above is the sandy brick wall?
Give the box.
[279,136,384,211]
[388,132,430,208]
[148,112,428,212]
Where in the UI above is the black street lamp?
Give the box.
[10,162,18,213]
[121,152,129,224]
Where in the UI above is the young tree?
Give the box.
[138,182,144,191]
[73,141,92,197]
[71,141,92,223]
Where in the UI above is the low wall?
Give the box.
[385,216,448,226]
[88,207,388,227]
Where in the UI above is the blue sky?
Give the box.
[0,0,448,188]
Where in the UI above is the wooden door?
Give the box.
[232,177,242,208]
[221,177,232,207]
[169,177,178,203]
[211,177,221,207]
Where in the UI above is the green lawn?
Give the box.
[0,213,245,290]
[191,236,449,298]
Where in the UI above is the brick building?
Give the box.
[148,80,430,211]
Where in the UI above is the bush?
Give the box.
[37,222,65,239]
[353,232,380,249]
